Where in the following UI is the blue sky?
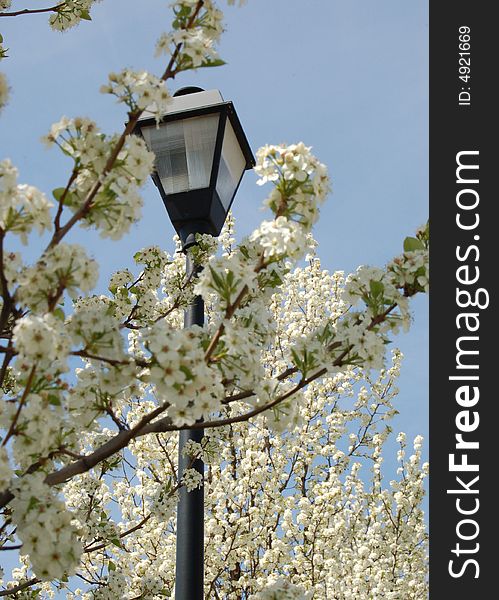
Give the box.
[1,0,428,489]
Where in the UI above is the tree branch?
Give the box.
[0,3,64,18]
[0,230,14,340]
[0,301,406,508]
[0,578,40,597]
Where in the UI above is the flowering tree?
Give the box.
[0,1,429,598]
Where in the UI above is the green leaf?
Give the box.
[369,280,384,297]
[291,348,306,374]
[201,59,227,68]
[403,236,424,252]
[226,270,235,291]
[52,187,77,206]
[27,496,39,511]
[209,265,225,291]
[79,9,92,21]
[108,560,116,571]
[52,187,66,201]
[53,307,65,321]
[110,537,123,548]
[48,394,61,406]
[179,365,194,380]
[177,5,192,18]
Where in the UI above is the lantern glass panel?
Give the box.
[216,119,247,210]
[142,113,219,194]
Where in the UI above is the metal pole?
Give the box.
[175,247,204,600]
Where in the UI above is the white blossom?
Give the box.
[182,468,203,491]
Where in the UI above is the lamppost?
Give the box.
[134,87,254,600]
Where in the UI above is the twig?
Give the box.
[71,350,148,369]
[1,365,36,447]
[54,168,78,231]
[0,343,14,392]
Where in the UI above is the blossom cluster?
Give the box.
[143,322,224,425]
[155,0,225,71]
[182,467,204,491]
[251,578,310,599]
[12,313,68,367]
[94,246,177,329]
[0,159,53,242]
[100,69,171,119]
[15,243,98,314]
[195,249,259,310]
[255,142,331,229]
[48,1,101,32]
[11,390,67,468]
[10,473,82,581]
[388,222,429,294]
[42,117,155,239]
[289,226,428,375]
[68,302,125,361]
[250,216,308,261]
[196,352,427,599]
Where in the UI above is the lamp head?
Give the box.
[134,87,255,246]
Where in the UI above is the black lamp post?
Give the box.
[134,87,254,600]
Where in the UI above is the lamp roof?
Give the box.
[140,88,225,121]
